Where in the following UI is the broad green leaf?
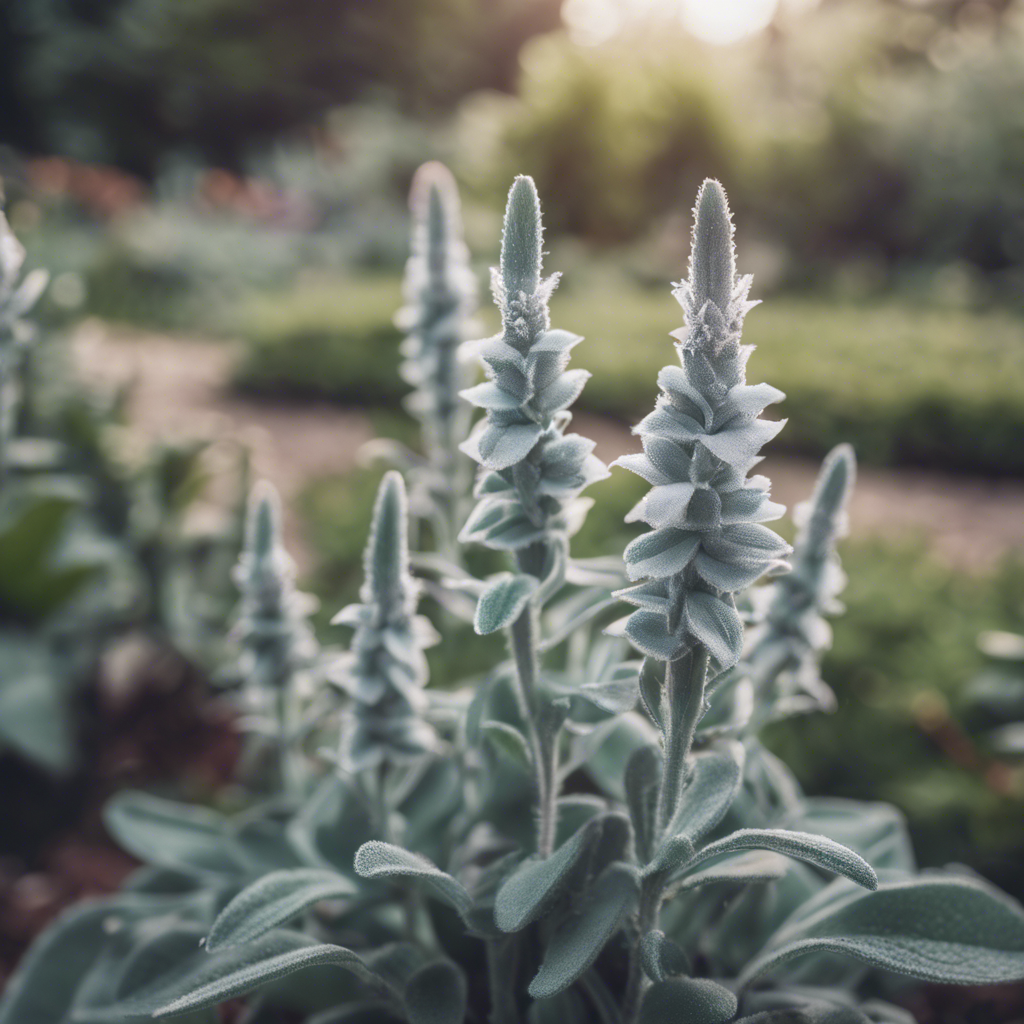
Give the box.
[495,814,613,933]
[104,792,241,877]
[403,961,467,1024]
[0,635,73,772]
[665,850,788,897]
[663,742,745,849]
[794,799,915,873]
[639,930,689,983]
[483,720,532,772]
[639,978,737,1024]
[0,495,103,623]
[637,658,664,728]
[528,864,638,998]
[207,869,357,951]
[474,574,538,635]
[153,940,380,1018]
[740,875,1024,987]
[689,830,877,891]
[579,674,639,715]
[0,900,113,1024]
[624,744,661,864]
[354,842,472,916]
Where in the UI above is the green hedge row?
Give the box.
[232,273,1024,476]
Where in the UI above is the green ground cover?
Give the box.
[231,272,1024,475]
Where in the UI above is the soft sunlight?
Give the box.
[680,0,779,44]
[563,0,781,46]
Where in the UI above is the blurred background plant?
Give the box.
[1,0,1024,1014]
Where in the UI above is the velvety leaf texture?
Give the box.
[459,176,608,556]
[354,841,473,916]
[528,864,639,998]
[475,574,539,634]
[691,829,877,891]
[153,940,379,1018]
[403,961,468,1024]
[331,472,439,772]
[741,874,1024,987]
[206,869,357,951]
[638,977,737,1024]
[612,179,789,674]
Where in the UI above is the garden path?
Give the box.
[71,320,1024,571]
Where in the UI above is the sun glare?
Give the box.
[680,0,779,45]
[563,0,781,47]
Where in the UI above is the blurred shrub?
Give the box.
[231,276,405,402]
[460,4,1024,292]
[1,0,561,174]
[461,32,737,242]
[231,270,1024,476]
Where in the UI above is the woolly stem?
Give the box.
[621,878,662,1023]
[509,604,559,858]
[486,935,522,1024]
[655,646,710,836]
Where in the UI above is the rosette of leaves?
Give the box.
[231,480,319,788]
[392,162,479,556]
[331,470,439,776]
[742,443,856,727]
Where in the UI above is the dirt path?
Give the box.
[72,321,1024,571]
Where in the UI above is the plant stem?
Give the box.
[621,877,662,1023]
[621,646,710,1023]
[509,604,559,858]
[655,647,710,836]
[486,936,521,1024]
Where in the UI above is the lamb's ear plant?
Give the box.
[4,179,1024,1024]
[738,442,856,731]
[330,469,440,796]
[229,480,321,793]
[456,174,610,857]
[371,161,479,560]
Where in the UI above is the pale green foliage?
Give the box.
[233,481,319,696]
[3,178,1024,1024]
[395,162,479,553]
[332,471,439,772]
[613,180,789,673]
[743,443,856,724]
[459,175,608,559]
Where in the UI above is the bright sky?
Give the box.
[562,0,783,46]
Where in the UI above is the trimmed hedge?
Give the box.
[231,273,1024,476]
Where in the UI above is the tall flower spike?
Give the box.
[458,175,608,566]
[396,163,478,549]
[232,481,319,697]
[332,471,439,773]
[612,179,791,675]
[745,443,856,720]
